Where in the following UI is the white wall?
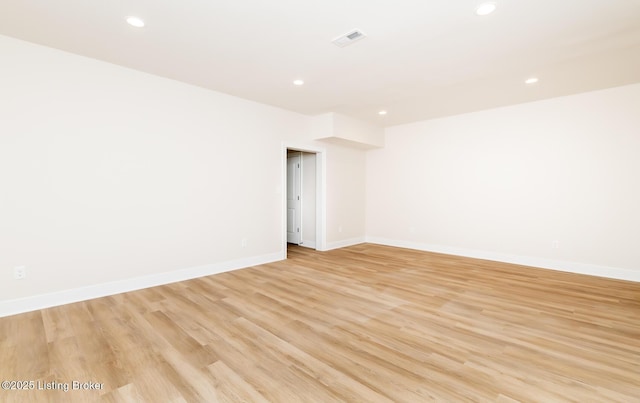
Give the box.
[367,83,640,281]
[331,113,384,149]
[311,112,385,149]
[0,35,367,314]
[325,144,367,249]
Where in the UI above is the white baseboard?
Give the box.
[325,236,366,251]
[299,240,317,249]
[366,237,640,283]
[0,252,283,318]
[6,238,634,318]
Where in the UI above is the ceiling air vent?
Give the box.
[332,29,366,47]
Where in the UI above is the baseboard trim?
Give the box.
[0,252,283,318]
[325,237,366,251]
[299,240,317,249]
[365,237,640,283]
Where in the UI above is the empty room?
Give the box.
[1,1,639,402]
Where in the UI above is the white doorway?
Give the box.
[286,152,301,245]
[283,144,326,257]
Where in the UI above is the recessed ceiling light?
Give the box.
[293,79,304,86]
[525,77,539,84]
[475,2,497,16]
[126,16,145,28]
[378,110,388,116]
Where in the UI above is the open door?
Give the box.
[286,152,301,244]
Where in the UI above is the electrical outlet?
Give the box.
[338,225,343,233]
[552,240,560,249]
[241,238,248,248]
[14,266,26,280]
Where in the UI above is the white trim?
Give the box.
[0,252,282,318]
[300,240,317,249]
[325,237,366,251]
[366,237,640,283]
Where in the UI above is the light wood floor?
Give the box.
[1,244,639,402]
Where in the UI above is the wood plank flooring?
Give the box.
[1,244,639,402]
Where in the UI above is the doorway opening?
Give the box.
[283,145,325,258]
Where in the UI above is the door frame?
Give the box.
[286,151,302,245]
[282,142,326,258]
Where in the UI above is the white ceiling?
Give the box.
[1,0,639,127]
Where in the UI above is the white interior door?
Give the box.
[287,153,301,244]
